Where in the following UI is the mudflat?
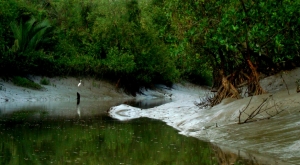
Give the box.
[110,68,300,164]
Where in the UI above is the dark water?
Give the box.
[0,100,264,165]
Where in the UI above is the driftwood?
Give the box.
[238,95,285,124]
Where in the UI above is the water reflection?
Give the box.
[0,108,269,165]
[0,97,171,118]
[76,92,81,118]
[0,95,280,165]
[0,112,211,164]
[76,105,81,118]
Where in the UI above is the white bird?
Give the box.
[78,80,82,87]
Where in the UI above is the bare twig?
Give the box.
[280,74,290,95]
[195,92,215,109]
[243,97,268,123]
[238,95,287,124]
[238,96,253,124]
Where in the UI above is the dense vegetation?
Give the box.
[1,0,300,99]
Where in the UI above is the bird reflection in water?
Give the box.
[76,80,82,118]
[77,105,81,118]
[76,92,81,118]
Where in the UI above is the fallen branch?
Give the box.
[238,95,285,124]
[238,96,253,124]
[281,73,290,95]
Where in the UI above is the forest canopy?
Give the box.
[1,0,300,98]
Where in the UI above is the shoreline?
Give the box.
[0,76,131,103]
[1,69,300,164]
[109,68,300,164]
[0,77,134,116]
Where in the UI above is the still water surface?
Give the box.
[0,99,263,165]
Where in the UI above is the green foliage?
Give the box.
[12,76,42,90]
[90,1,179,86]
[10,16,51,53]
[0,0,18,49]
[127,0,141,27]
[103,47,135,74]
[2,0,300,91]
[0,0,53,75]
[151,0,300,81]
[40,77,50,85]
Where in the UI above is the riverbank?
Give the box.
[0,76,135,116]
[109,68,300,164]
[0,76,134,103]
[1,70,300,164]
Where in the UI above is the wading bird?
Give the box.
[78,80,82,87]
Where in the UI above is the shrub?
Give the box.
[40,77,50,85]
[12,76,42,90]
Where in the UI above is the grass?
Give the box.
[12,76,43,90]
[40,77,50,85]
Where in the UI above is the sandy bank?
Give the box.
[109,68,300,164]
[0,77,134,116]
[0,76,131,102]
[1,71,300,164]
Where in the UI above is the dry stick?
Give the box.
[248,95,285,122]
[273,101,285,116]
[238,110,242,124]
[273,98,289,114]
[253,97,270,117]
[264,97,279,117]
[257,103,284,121]
[243,97,268,123]
[281,74,290,95]
[253,95,272,117]
[240,95,289,124]
[238,96,253,124]
[249,100,265,118]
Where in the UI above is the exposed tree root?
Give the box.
[246,59,265,96]
[211,69,242,106]
[209,60,266,107]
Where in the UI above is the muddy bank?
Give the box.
[0,76,132,102]
[1,71,300,164]
[0,77,135,115]
[109,68,300,164]
[0,76,174,116]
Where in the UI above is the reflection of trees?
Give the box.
[0,113,253,164]
[0,144,12,165]
[211,144,262,165]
